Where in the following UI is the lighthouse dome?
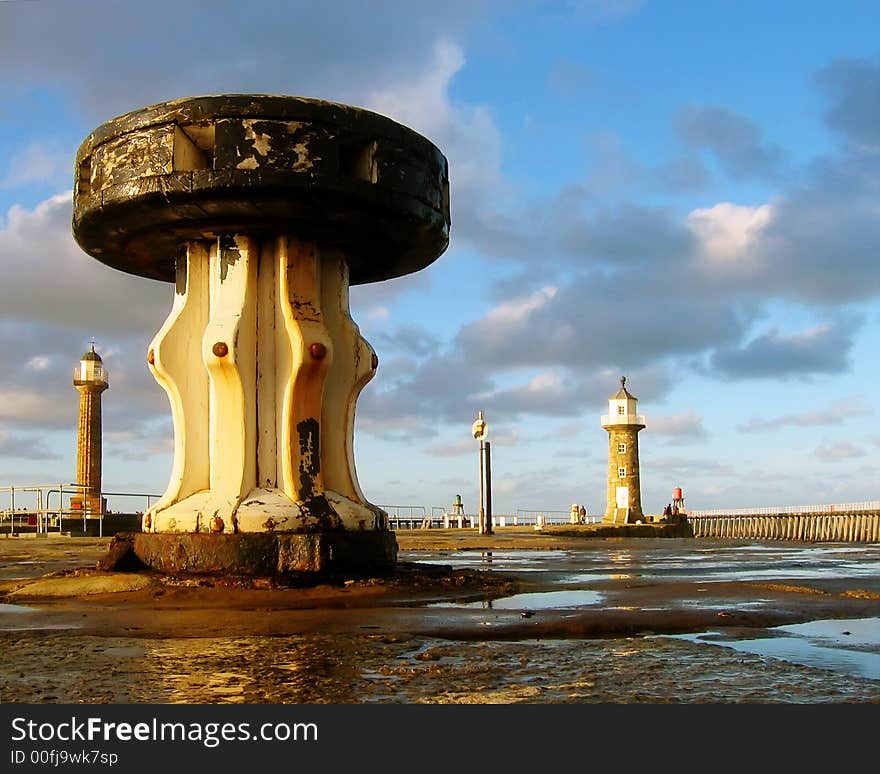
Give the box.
[81,344,102,363]
[611,375,636,400]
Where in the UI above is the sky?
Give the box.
[1,0,879,518]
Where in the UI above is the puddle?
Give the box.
[0,603,39,614]
[559,572,638,584]
[0,624,81,631]
[779,617,880,649]
[678,598,775,610]
[664,617,880,681]
[102,646,147,658]
[428,589,603,610]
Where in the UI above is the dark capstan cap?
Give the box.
[72,94,451,285]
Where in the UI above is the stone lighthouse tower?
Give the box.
[601,376,645,524]
[72,343,108,516]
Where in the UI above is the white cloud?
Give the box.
[814,440,865,460]
[26,356,51,372]
[484,286,559,327]
[649,411,707,441]
[364,39,504,201]
[366,306,390,323]
[0,429,62,460]
[687,202,774,265]
[0,388,70,426]
[0,193,169,332]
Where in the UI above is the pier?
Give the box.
[687,501,880,542]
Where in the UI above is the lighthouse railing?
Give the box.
[73,365,109,385]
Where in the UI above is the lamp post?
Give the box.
[471,411,493,535]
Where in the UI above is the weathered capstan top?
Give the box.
[72,94,450,285]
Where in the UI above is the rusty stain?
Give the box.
[147,348,155,365]
[210,514,225,533]
[212,341,229,357]
[143,513,151,529]
[262,517,277,531]
[299,495,338,530]
[290,296,320,321]
[167,517,177,531]
[358,519,366,531]
[309,342,327,360]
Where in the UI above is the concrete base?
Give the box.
[125,531,398,576]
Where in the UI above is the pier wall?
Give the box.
[687,507,880,542]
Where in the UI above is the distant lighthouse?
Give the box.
[72,343,108,516]
[601,376,645,524]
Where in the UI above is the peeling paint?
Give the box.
[242,119,272,156]
[219,235,241,282]
[175,252,187,296]
[296,418,320,500]
[236,156,260,170]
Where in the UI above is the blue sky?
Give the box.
[1,0,879,517]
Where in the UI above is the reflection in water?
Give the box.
[0,603,39,614]
[428,589,604,610]
[663,617,880,681]
[2,541,879,702]
[403,543,880,585]
[3,632,878,703]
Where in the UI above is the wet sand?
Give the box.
[1,531,878,703]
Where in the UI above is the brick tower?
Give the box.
[72,343,108,516]
[601,376,645,524]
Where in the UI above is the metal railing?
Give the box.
[72,365,109,385]
[1,484,159,537]
[513,509,571,525]
[379,504,603,529]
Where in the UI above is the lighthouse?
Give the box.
[72,343,108,517]
[601,376,645,524]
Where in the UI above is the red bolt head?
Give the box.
[212,341,229,357]
[309,342,327,360]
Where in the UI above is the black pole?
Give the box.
[485,440,493,534]
[478,438,485,533]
